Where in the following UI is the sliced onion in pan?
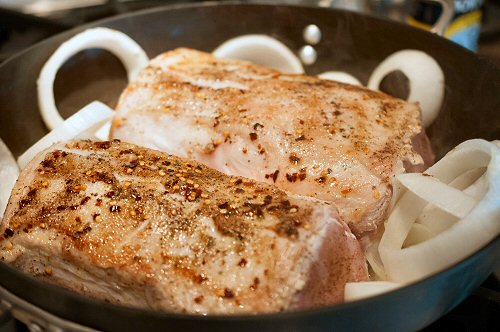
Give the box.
[38,27,149,130]
[17,101,114,169]
[0,139,19,218]
[368,50,444,128]
[379,139,500,284]
[212,35,304,74]
[317,71,362,85]
[344,281,401,301]
[365,239,388,281]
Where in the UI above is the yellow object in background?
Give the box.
[408,0,484,51]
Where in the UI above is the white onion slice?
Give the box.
[0,139,19,218]
[379,139,500,283]
[344,281,401,301]
[367,50,444,128]
[365,239,387,280]
[317,71,362,85]
[397,174,477,219]
[38,27,149,130]
[212,35,304,74]
[17,101,114,169]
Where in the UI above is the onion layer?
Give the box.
[379,139,500,284]
[317,71,362,85]
[37,27,149,130]
[367,50,444,128]
[0,139,19,218]
[18,101,114,169]
[345,281,401,301]
[212,35,304,74]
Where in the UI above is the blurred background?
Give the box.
[0,0,499,65]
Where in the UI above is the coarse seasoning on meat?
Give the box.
[110,48,434,237]
[0,140,368,314]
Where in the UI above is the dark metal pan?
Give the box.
[0,2,498,331]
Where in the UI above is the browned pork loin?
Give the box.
[110,48,434,237]
[0,140,368,314]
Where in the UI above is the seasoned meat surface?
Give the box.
[111,48,433,237]
[0,140,367,314]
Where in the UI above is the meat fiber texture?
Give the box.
[0,140,367,314]
[111,48,434,238]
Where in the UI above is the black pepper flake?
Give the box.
[131,191,142,202]
[80,197,91,205]
[253,123,264,130]
[74,225,92,238]
[194,296,204,304]
[289,153,300,165]
[316,176,326,183]
[295,135,306,141]
[195,274,208,284]
[299,168,307,181]
[250,277,260,290]
[95,172,116,185]
[263,195,272,205]
[41,159,54,168]
[218,202,229,210]
[334,110,342,116]
[119,149,134,155]
[94,141,111,149]
[223,288,235,298]
[19,199,32,209]
[40,207,51,218]
[238,258,247,267]
[109,205,121,213]
[272,170,279,182]
[249,132,258,141]
[4,228,14,238]
[128,160,139,169]
[286,173,298,182]
[234,179,243,185]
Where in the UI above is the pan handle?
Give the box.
[430,0,455,36]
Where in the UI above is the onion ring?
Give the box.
[379,139,500,283]
[367,50,444,128]
[212,35,304,74]
[18,101,114,169]
[37,27,149,130]
[317,71,362,85]
[0,139,19,218]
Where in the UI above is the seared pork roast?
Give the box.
[0,140,368,313]
[111,48,434,237]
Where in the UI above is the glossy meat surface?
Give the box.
[0,140,367,314]
[111,48,433,237]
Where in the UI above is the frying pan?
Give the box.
[0,2,499,331]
